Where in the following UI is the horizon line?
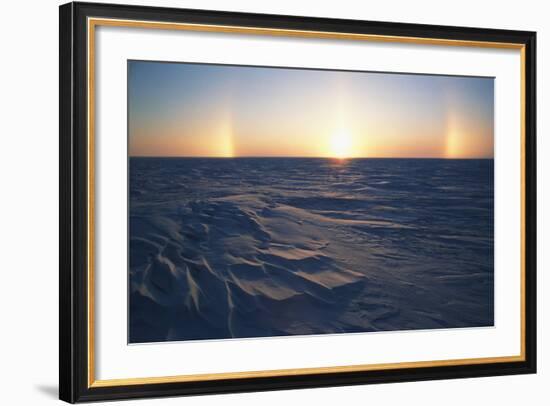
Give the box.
[129,156,494,160]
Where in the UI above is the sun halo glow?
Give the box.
[329,130,353,159]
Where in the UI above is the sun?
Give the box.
[329,130,353,159]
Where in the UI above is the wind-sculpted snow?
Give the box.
[129,158,494,343]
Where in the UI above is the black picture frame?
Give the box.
[60,1,537,403]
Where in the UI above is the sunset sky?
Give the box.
[128,61,494,159]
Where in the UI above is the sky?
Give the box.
[128,61,494,158]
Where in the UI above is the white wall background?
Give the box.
[0,0,546,404]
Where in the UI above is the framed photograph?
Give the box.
[59,2,536,403]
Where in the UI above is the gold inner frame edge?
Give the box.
[87,17,527,388]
